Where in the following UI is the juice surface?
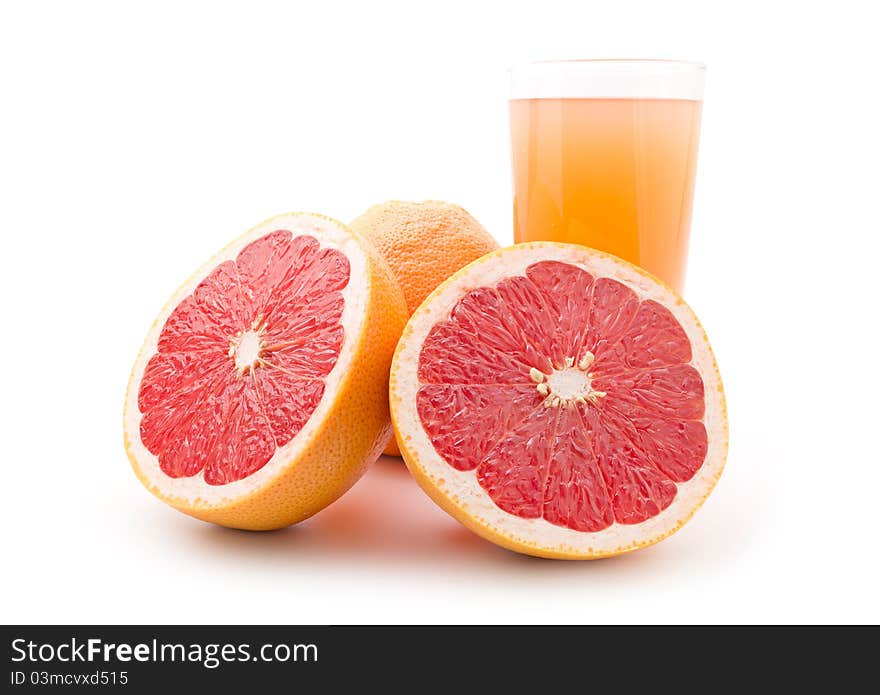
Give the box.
[510,98,702,292]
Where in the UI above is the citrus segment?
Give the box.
[415,384,539,471]
[391,242,727,559]
[541,407,612,532]
[523,260,595,365]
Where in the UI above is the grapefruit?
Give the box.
[124,213,407,530]
[390,242,727,559]
[351,199,499,455]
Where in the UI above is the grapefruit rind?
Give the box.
[124,213,408,530]
[350,199,500,314]
[390,242,728,559]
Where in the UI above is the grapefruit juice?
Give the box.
[509,62,705,292]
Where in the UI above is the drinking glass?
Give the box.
[510,60,705,292]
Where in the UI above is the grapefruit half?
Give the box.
[390,242,727,559]
[124,213,407,530]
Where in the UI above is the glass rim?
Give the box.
[511,58,706,71]
[510,59,706,100]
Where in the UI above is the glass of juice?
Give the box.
[510,60,705,293]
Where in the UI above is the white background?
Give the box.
[1,0,877,624]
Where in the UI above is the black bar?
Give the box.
[2,625,876,690]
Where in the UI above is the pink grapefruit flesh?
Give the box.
[139,230,349,485]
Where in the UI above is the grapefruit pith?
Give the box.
[351,199,499,455]
[390,242,727,559]
[124,213,407,530]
